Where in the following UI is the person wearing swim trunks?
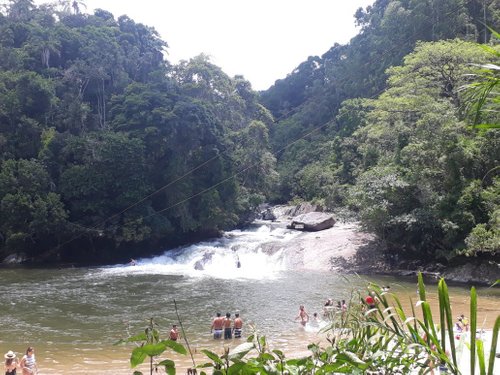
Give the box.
[233,312,243,338]
[210,312,224,339]
[295,305,309,326]
[223,313,232,339]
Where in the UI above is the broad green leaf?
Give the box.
[227,362,247,375]
[336,352,368,368]
[161,340,188,355]
[201,349,224,365]
[136,342,167,357]
[157,359,175,368]
[229,342,255,360]
[272,349,284,359]
[130,347,148,368]
[257,352,275,361]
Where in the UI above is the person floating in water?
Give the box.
[129,258,137,266]
[295,305,309,326]
[236,255,241,268]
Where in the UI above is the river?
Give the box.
[0,223,498,374]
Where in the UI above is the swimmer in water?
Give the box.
[295,305,309,326]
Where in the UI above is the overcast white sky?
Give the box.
[36,0,374,90]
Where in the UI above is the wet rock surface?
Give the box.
[264,204,500,285]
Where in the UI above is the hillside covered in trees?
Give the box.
[261,0,499,266]
[0,0,277,263]
[0,0,498,267]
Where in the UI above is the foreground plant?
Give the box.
[123,275,499,374]
[116,317,187,375]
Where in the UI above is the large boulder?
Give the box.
[287,212,335,231]
[261,207,277,221]
[274,203,322,219]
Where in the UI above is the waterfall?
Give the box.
[103,222,302,280]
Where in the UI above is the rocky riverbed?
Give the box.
[261,204,500,286]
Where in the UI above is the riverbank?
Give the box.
[261,205,500,286]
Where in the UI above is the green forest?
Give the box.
[0,0,498,266]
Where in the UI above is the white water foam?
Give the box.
[100,223,301,280]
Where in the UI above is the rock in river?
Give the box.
[287,212,335,231]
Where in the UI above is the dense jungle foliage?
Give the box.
[0,0,498,265]
[0,0,277,263]
[261,0,499,262]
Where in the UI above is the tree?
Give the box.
[5,0,35,21]
[461,29,500,129]
[347,40,499,258]
[56,0,87,16]
[0,159,67,258]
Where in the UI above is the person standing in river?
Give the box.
[169,324,180,341]
[4,350,18,375]
[295,305,309,326]
[19,347,37,375]
[223,312,233,339]
[233,312,243,338]
[210,312,224,339]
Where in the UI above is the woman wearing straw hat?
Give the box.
[19,347,37,375]
[4,350,18,375]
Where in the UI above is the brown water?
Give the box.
[0,225,498,374]
[0,267,498,374]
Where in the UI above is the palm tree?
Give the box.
[462,28,500,129]
[57,0,86,15]
[71,0,86,14]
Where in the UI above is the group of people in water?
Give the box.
[3,347,37,375]
[294,299,349,327]
[210,312,243,339]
